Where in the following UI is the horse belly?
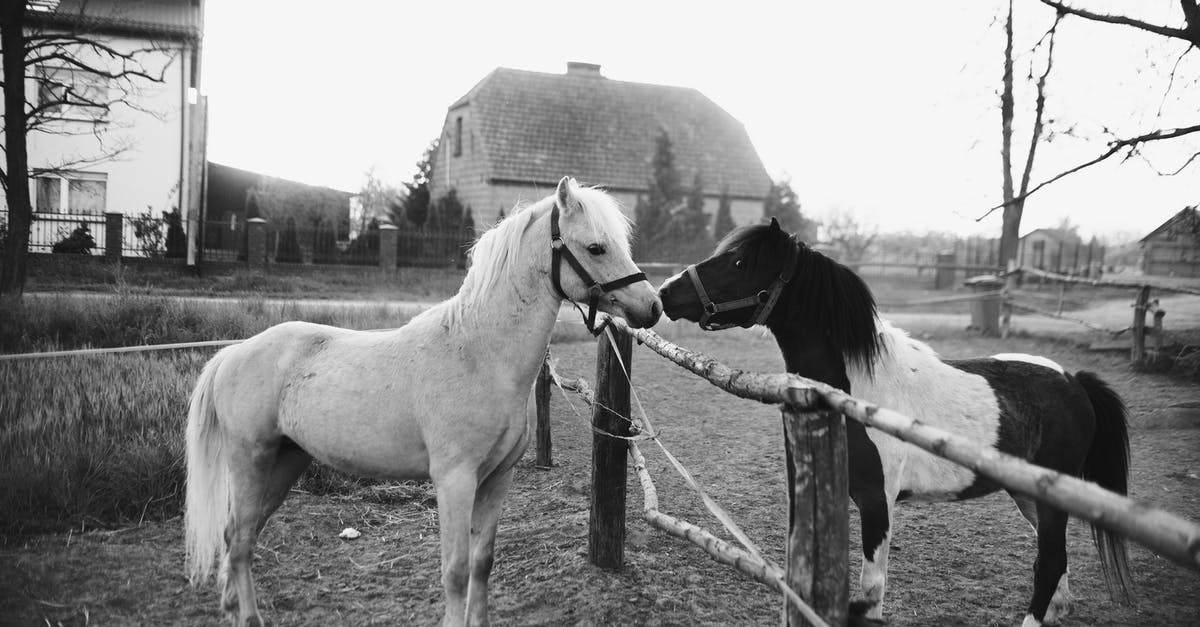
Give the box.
[280,389,431,481]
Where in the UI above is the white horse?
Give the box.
[184,177,661,627]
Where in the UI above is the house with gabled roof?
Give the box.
[428,62,773,230]
[1140,206,1200,278]
[1,0,205,260]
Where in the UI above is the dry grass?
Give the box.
[0,293,434,535]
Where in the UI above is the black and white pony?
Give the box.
[658,218,1134,626]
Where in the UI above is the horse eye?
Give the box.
[587,243,606,256]
[734,259,744,268]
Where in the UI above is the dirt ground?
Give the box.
[2,323,1199,626]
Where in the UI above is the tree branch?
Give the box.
[1037,0,1200,47]
[978,123,1200,220]
[1018,13,1062,197]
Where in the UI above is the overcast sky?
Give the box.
[202,1,1198,241]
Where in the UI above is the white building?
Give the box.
[1,0,205,260]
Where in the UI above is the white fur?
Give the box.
[184,180,658,627]
[848,320,1003,621]
[992,352,1066,374]
[850,320,1002,499]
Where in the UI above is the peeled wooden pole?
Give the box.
[534,353,553,469]
[608,318,1200,574]
[1132,285,1151,364]
[589,331,632,569]
[783,407,849,626]
[821,385,1200,573]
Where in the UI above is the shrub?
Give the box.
[51,222,96,254]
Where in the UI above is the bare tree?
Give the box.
[996,1,1062,273]
[983,1,1200,224]
[823,212,878,269]
[1,2,173,296]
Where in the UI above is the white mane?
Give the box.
[432,183,631,328]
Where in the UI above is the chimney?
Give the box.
[566,61,603,78]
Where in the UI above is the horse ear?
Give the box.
[769,217,781,232]
[556,176,577,213]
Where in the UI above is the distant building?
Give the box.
[1018,228,1103,276]
[1140,206,1200,278]
[429,62,773,228]
[0,0,206,260]
[203,161,354,261]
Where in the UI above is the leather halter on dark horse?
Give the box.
[549,203,647,335]
[684,230,797,331]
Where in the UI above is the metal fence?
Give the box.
[0,209,186,258]
[0,209,107,254]
[201,219,470,268]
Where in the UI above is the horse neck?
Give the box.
[769,321,853,393]
[450,215,562,381]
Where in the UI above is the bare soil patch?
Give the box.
[2,329,1198,626]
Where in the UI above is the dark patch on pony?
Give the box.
[716,224,884,374]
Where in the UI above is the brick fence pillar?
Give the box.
[247,218,267,269]
[104,212,123,259]
[379,224,398,271]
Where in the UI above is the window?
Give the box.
[35,66,110,121]
[454,116,463,157]
[34,172,107,213]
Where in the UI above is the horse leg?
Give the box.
[221,441,276,627]
[1009,491,1070,624]
[435,469,478,627]
[466,465,515,626]
[255,441,312,535]
[1022,504,1070,627]
[853,481,894,620]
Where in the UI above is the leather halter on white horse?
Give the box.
[550,204,647,334]
[684,243,797,331]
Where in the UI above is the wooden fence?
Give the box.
[536,317,1200,626]
[1007,267,1200,364]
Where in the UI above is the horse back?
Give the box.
[948,357,1098,479]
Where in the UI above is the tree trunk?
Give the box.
[0,2,30,297]
[998,0,1020,270]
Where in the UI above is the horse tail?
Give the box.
[1076,370,1135,605]
[185,346,234,585]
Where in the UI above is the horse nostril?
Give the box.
[651,301,663,322]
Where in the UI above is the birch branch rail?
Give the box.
[554,364,827,625]
[1020,267,1200,296]
[629,442,829,627]
[605,317,1200,573]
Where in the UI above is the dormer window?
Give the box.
[454,116,463,157]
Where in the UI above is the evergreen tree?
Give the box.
[713,186,736,241]
[634,129,684,259]
[656,172,713,262]
[398,139,436,228]
[763,178,817,241]
[433,188,465,233]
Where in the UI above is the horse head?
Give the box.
[658,217,797,330]
[550,176,662,329]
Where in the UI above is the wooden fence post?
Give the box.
[535,352,553,469]
[1132,285,1151,364]
[782,406,849,626]
[589,331,632,569]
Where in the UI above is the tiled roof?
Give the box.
[29,0,203,42]
[1141,206,1199,242]
[453,67,772,199]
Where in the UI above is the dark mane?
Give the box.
[719,224,883,372]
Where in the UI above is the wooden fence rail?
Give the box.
[538,316,1200,625]
[1011,266,1200,363]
